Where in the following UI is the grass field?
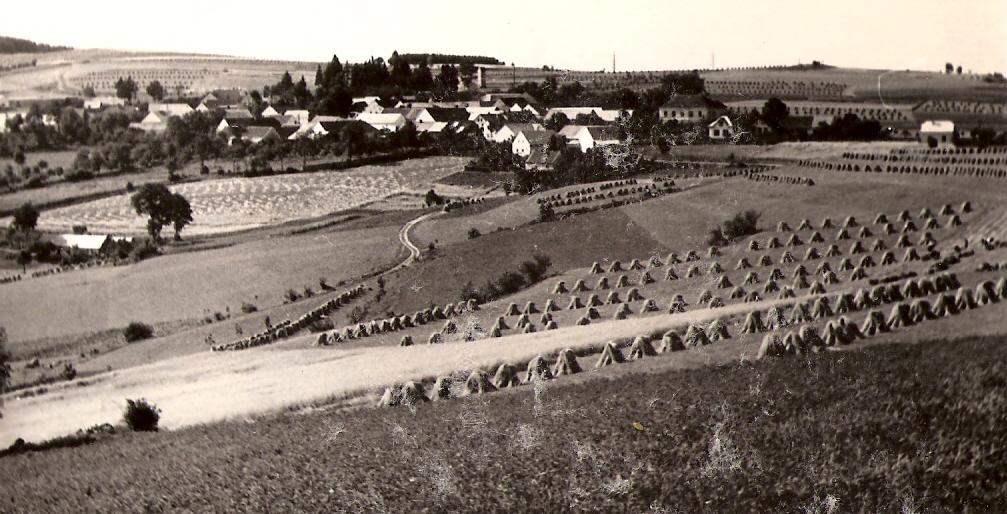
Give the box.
[30,156,467,235]
[2,331,1005,512]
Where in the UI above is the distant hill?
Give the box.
[0,35,71,54]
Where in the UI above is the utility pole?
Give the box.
[613,53,616,74]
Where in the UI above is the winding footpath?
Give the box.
[389,210,440,273]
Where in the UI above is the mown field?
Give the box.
[2,333,1005,512]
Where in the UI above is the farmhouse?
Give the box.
[41,234,131,254]
[559,125,621,152]
[197,89,245,111]
[83,97,125,110]
[356,112,407,132]
[708,115,735,140]
[492,122,544,142]
[149,103,194,118]
[130,111,172,132]
[284,109,310,125]
[215,108,255,133]
[525,147,562,172]
[659,95,720,123]
[260,105,279,118]
[544,107,628,123]
[240,126,281,144]
[920,120,955,146]
[512,129,557,157]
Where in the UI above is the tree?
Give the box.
[0,332,10,398]
[956,66,963,75]
[13,149,25,166]
[82,85,96,98]
[411,62,434,91]
[146,80,166,101]
[11,202,40,234]
[945,62,954,74]
[16,250,31,273]
[761,98,789,131]
[131,183,193,242]
[114,76,138,103]
[436,64,459,92]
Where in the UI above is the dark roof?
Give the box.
[519,130,556,145]
[318,119,378,134]
[207,89,244,106]
[526,148,562,168]
[426,107,469,123]
[224,108,253,120]
[587,125,621,141]
[661,94,720,109]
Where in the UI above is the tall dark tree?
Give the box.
[114,76,138,103]
[146,80,166,101]
[131,183,193,242]
[10,202,40,233]
[411,62,434,91]
[761,98,789,131]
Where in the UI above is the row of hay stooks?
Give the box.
[211,285,367,351]
[379,271,1005,407]
[316,298,481,346]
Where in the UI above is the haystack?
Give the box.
[553,281,568,294]
[506,302,520,315]
[708,319,731,341]
[686,265,701,278]
[901,280,922,299]
[539,312,553,324]
[442,320,458,335]
[918,277,937,296]
[782,331,805,355]
[400,335,414,347]
[823,271,840,285]
[770,268,786,280]
[597,277,610,290]
[810,231,825,243]
[685,250,700,262]
[667,252,682,264]
[749,240,761,251]
[939,204,954,216]
[626,287,643,301]
[736,257,752,270]
[886,302,912,329]
[467,298,480,312]
[800,325,825,351]
[778,287,796,299]
[629,258,645,271]
[821,217,834,229]
[925,218,940,230]
[432,306,446,320]
[859,226,873,238]
[595,342,625,367]
[708,246,720,257]
[614,303,633,319]
[698,290,713,304]
[835,293,855,314]
[608,260,623,273]
[575,316,591,326]
[760,254,774,266]
[902,221,918,233]
[572,279,589,292]
[811,297,833,318]
[886,283,905,302]
[997,277,1007,298]
[976,280,998,305]
[524,355,553,383]
[826,245,842,257]
[839,258,854,271]
[380,381,429,407]
[909,299,934,322]
[859,255,876,268]
[767,236,782,249]
[668,299,687,314]
[850,241,866,254]
[898,209,911,222]
[781,251,796,264]
[642,299,659,312]
[553,349,582,376]
[798,219,812,230]
[822,320,848,346]
[880,251,896,266]
[516,313,531,328]
[778,221,792,231]
[590,262,603,274]
[493,364,520,388]
[665,267,680,281]
[874,213,888,224]
[792,275,810,289]
[639,272,655,286]
[870,285,888,305]
[708,261,724,274]
[427,332,443,344]
[918,232,935,246]
[932,294,956,317]
[741,311,765,334]
[661,332,686,352]
[919,207,932,218]
[709,297,725,308]
[765,305,788,330]
[616,275,630,288]
[962,200,972,213]
[716,275,733,289]
[443,303,457,317]
[522,323,537,333]
[628,336,657,359]
[606,291,622,304]
[883,223,896,235]
[790,302,812,323]
[804,247,821,260]
[730,287,747,299]
[757,333,784,359]
[523,301,539,315]
[786,234,804,247]
[586,307,601,319]
[850,267,868,281]
[896,234,912,248]
[763,279,780,293]
[684,324,711,347]
[744,271,760,285]
[835,229,850,241]
[543,299,559,313]
[489,326,503,337]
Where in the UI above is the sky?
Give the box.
[2,0,1005,73]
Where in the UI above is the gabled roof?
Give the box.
[356,112,406,125]
[661,94,718,109]
[586,125,621,141]
[518,130,556,146]
[242,126,278,142]
[44,234,110,250]
[149,103,193,117]
[204,89,244,106]
[558,125,586,139]
[708,115,733,128]
[499,123,541,135]
[426,107,470,123]
[526,147,562,168]
[920,120,955,133]
[224,108,254,120]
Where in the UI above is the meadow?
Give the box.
[2,332,1005,512]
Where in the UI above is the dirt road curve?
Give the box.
[390,211,440,272]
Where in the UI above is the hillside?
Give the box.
[0,35,70,54]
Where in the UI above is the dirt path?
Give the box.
[389,211,440,272]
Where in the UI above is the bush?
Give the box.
[240,302,258,314]
[123,398,160,432]
[709,210,761,246]
[122,322,154,342]
[284,289,301,303]
[62,363,77,381]
[200,165,210,175]
[519,254,552,283]
[129,241,159,263]
[125,181,135,192]
[467,227,481,239]
[64,170,94,182]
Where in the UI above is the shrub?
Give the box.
[62,363,77,381]
[123,398,160,432]
[125,181,135,192]
[723,210,761,240]
[200,165,210,175]
[284,289,301,303]
[122,322,154,342]
[467,227,482,239]
[129,241,159,263]
[240,302,258,314]
[538,203,556,222]
[519,254,552,283]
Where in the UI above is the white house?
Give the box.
[492,123,544,143]
[707,116,735,140]
[130,111,172,132]
[148,103,194,118]
[512,130,556,157]
[42,234,115,253]
[565,125,621,152]
[284,110,310,125]
[920,120,955,146]
[260,105,279,117]
[240,126,281,144]
[356,112,407,132]
[544,107,629,123]
[659,95,714,123]
[83,97,125,110]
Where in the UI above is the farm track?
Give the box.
[390,211,440,273]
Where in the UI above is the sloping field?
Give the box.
[32,156,467,235]
[0,223,402,343]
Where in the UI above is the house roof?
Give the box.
[242,126,278,141]
[708,115,733,128]
[526,147,562,168]
[519,130,556,146]
[204,89,244,106]
[149,103,193,117]
[44,234,110,250]
[660,94,718,109]
[586,125,621,141]
[920,120,955,133]
[357,112,406,125]
[426,107,470,123]
[224,108,254,120]
[499,123,541,136]
[558,125,586,139]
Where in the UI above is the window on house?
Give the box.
[713,129,720,136]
